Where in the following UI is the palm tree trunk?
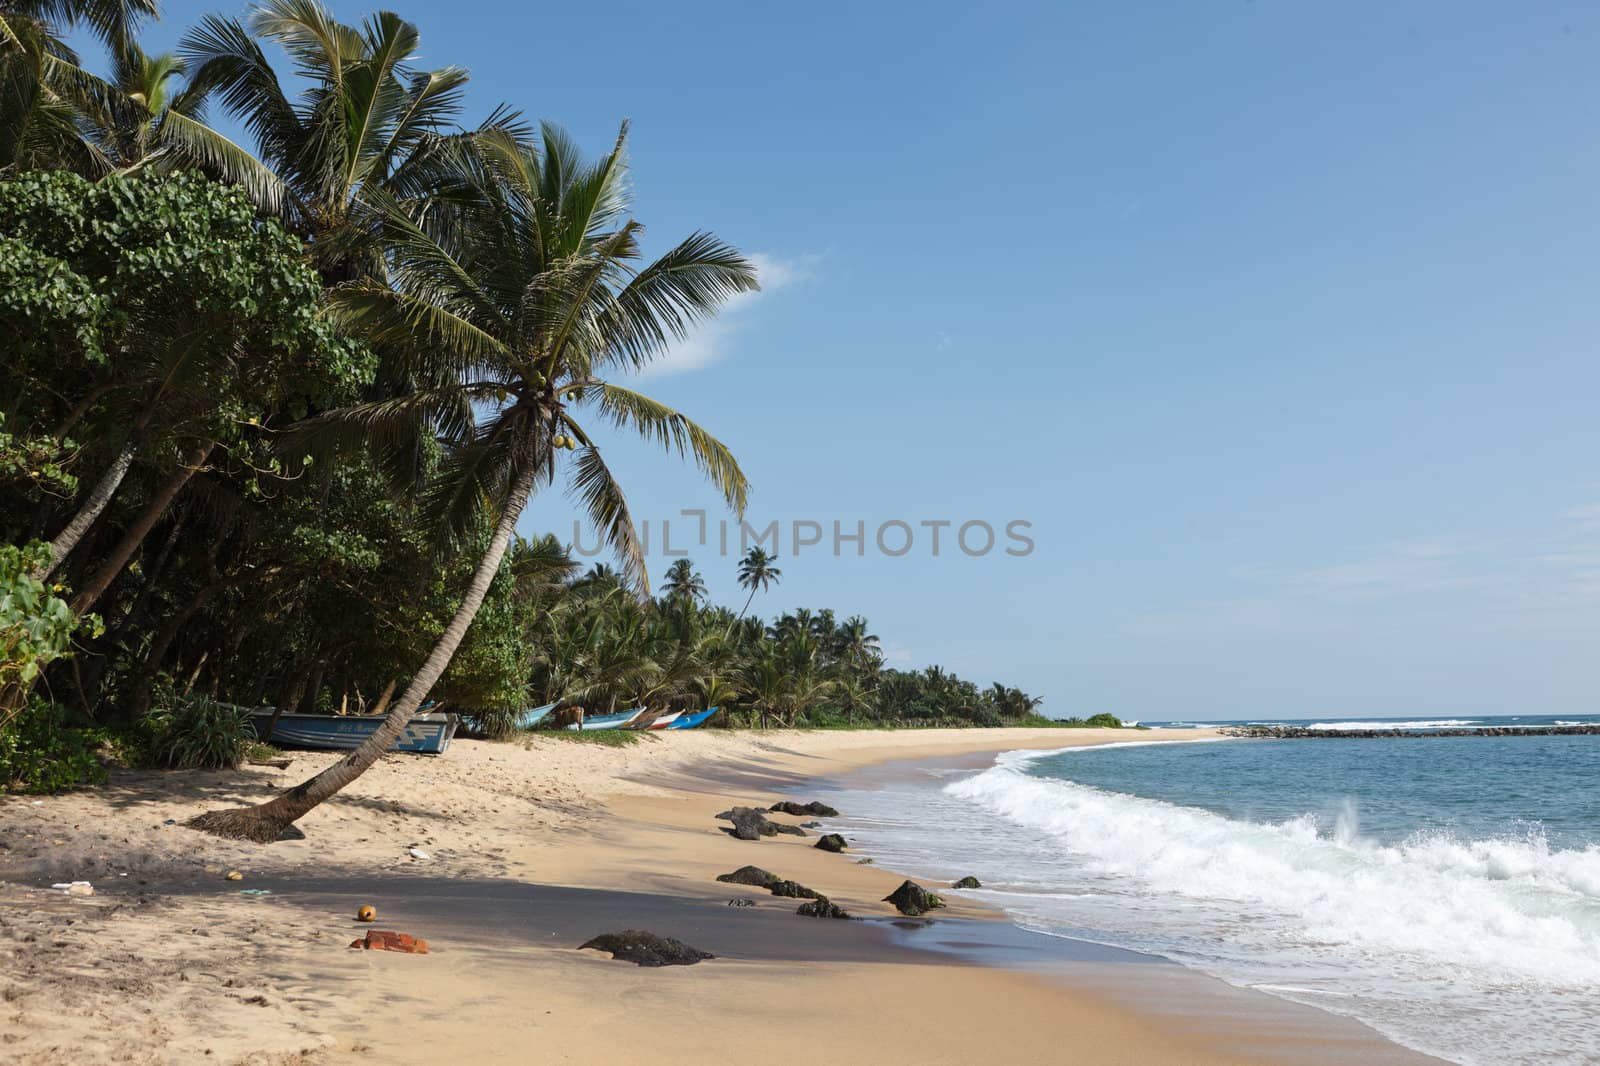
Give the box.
[36,436,139,581]
[69,441,212,614]
[737,586,756,620]
[189,458,539,842]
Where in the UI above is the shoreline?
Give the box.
[0,727,1444,1065]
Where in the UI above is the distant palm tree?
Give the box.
[836,615,879,662]
[735,546,780,619]
[190,122,757,841]
[662,558,706,604]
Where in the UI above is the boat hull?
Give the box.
[564,708,644,731]
[513,703,557,730]
[249,712,458,754]
[669,707,718,730]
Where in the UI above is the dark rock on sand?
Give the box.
[952,876,982,889]
[715,865,779,887]
[772,822,807,837]
[578,930,714,967]
[717,807,780,840]
[796,897,855,919]
[768,879,821,899]
[770,800,841,818]
[814,833,848,853]
[883,880,946,917]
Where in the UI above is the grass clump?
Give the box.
[528,729,652,748]
[144,691,252,769]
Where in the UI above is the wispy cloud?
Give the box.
[1125,505,1600,637]
[1298,538,1489,603]
[640,252,817,377]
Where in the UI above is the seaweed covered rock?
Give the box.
[952,876,982,889]
[579,930,714,967]
[769,800,840,818]
[796,897,855,919]
[715,865,779,888]
[883,880,945,917]
[768,879,821,900]
[814,833,848,853]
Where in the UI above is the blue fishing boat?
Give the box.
[564,707,644,731]
[513,702,558,730]
[668,707,718,730]
[249,711,458,754]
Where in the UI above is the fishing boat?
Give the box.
[645,711,683,730]
[248,711,458,754]
[513,702,558,730]
[564,707,644,731]
[668,707,718,730]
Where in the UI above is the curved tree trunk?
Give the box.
[69,441,212,615]
[189,458,539,842]
[36,437,139,581]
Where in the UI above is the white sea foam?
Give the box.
[922,763,1600,1065]
[1304,718,1480,731]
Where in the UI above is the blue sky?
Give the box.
[108,1,1600,719]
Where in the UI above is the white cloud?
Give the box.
[640,252,816,377]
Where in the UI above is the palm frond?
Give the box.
[249,0,364,86]
[328,282,512,376]
[567,445,647,594]
[153,109,287,215]
[589,382,748,516]
[596,231,759,371]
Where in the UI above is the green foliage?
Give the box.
[143,687,252,769]
[0,415,78,497]
[0,698,110,794]
[0,171,373,423]
[0,542,88,700]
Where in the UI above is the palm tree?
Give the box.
[0,0,157,176]
[189,122,758,841]
[180,0,509,258]
[735,546,780,618]
[662,558,706,604]
[80,39,280,198]
[835,615,880,663]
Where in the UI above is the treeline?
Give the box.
[0,0,1051,812]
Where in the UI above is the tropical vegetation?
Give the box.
[0,0,1061,821]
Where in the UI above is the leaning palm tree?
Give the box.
[189,122,758,841]
[735,546,780,619]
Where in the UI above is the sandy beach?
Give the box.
[0,728,1443,1065]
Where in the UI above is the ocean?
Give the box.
[821,715,1600,1066]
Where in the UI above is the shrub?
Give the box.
[0,698,109,794]
[145,691,252,770]
[1,541,89,725]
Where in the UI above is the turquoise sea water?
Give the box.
[822,717,1600,1066]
